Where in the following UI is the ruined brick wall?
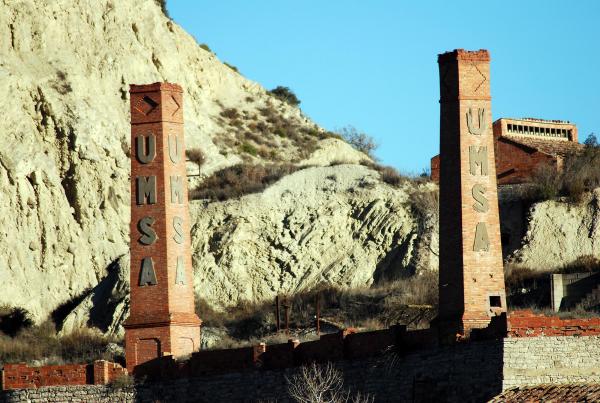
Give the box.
[430,154,440,182]
[1,361,126,391]
[494,137,557,185]
[508,310,600,337]
[0,364,89,390]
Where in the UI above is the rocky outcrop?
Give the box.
[60,165,439,336]
[509,189,600,270]
[0,0,331,322]
[1,0,596,336]
[190,165,438,308]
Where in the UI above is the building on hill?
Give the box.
[431,118,583,185]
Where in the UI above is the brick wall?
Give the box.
[1,361,126,391]
[0,364,89,391]
[494,137,557,185]
[508,310,600,337]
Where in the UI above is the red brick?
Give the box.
[123,82,201,374]
[437,49,507,341]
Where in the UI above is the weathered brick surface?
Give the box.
[124,82,201,373]
[0,364,89,390]
[437,49,507,340]
[508,310,600,337]
[92,360,127,385]
[1,361,126,391]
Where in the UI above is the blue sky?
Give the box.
[168,1,599,173]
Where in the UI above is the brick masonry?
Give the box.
[2,336,599,402]
[437,49,507,341]
[431,116,581,185]
[0,361,126,391]
[124,83,201,373]
[508,310,600,337]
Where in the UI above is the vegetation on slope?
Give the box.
[0,307,122,366]
[195,271,438,349]
[529,135,600,202]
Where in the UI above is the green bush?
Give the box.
[240,142,258,156]
[268,86,301,107]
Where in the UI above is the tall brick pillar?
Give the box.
[437,50,506,342]
[124,82,201,373]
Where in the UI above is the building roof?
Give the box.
[499,117,574,126]
[489,384,600,402]
[500,135,584,157]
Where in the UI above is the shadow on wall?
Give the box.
[125,327,505,403]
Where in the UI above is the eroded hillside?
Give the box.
[0,0,597,337]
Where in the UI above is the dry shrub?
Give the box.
[0,306,33,337]
[562,147,600,201]
[358,160,409,188]
[220,108,239,120]
[504,264,550,291]
[190,163,299,201]
[379,167,405,187]
[286,362,374,403]
[186,148,205,168]
[529,146,600,202]
[208,272,437,344]
[110,373,135,389]
[560,255,600,273]
[336,126,378,159]
[409,188,439,219]
[528,162,561,200]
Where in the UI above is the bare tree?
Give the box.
[286,362,374,403]
[336,126,378,160]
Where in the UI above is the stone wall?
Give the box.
[2,336,599,402]
[502,335,600,389]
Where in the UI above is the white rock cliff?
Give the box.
[0,0,597,336]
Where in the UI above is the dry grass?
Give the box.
[409,188,439,220]
[0,322,122,366]
[190,163,301,201]
[197,272,438,350]
[358,160,409,188]
[505,258,600,312]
